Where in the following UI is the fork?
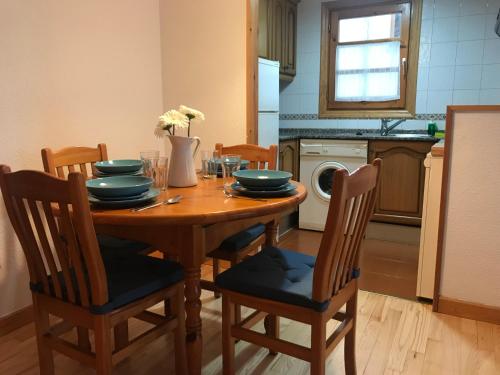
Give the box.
[223,186,267,202]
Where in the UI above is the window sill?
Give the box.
[318,108,415,119]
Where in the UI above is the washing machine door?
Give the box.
[311,161,351,202]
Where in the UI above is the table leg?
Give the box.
[180,226,206,375]
[184,266,202,375]
[265,217,279,246]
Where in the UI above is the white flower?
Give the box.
[179,105,205,121]
[154,124,165,138]
[158,109,189,128]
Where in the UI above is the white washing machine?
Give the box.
[299,139,368,231]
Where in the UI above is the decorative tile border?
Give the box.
[415,114,446,121]
[279,114,319,120]
[279,113,446,121]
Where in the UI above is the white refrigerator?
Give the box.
[258,58,280,148]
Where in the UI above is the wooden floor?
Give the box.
[280,227,420,300]
[1,230,499,374]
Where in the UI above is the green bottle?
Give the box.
[427,122,437,136]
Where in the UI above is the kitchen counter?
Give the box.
[431,139,445,156]
[279,128,439,142]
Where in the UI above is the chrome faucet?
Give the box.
[380,118,406,136]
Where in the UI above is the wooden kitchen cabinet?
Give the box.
[283,0,297,76]
[279,139,299,235]
[279,139,299,180]
[258,0,299,80]
[368,140,434,226]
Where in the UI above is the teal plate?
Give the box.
[233,170,292,188]
[95,159,143,173]
[89,189,160,209]
[93,169,143,177]
[231,182,296,198]
[89,190,148,201]
[232,181,289,191]
[86,176,152,198]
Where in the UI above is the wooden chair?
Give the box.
[215,159,382,375]
[0,166,188,375]
[41,143,108,180]
[41,144,159,351]
[201,143,278,310]
[41,144,152,254]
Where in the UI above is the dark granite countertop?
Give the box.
[279,128,439,142]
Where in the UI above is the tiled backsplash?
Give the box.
[279,0,500,130]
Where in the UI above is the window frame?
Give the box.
[319,0,422,119]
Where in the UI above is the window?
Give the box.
[319,0,422,118]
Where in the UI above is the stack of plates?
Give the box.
[93,159,144,177]
[231,170,296,198]
[86,176,159,208]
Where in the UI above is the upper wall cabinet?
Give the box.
[259,0,299,80]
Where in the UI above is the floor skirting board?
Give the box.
[0,305,33,337]
[437,297,500,325]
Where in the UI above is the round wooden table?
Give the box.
[91,178,307,375]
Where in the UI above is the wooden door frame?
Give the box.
[246,0,259,145]
[432,105,500,324]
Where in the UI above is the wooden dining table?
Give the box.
[90,177,307,375]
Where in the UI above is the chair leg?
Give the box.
[77,326,91,352]
[229,260,242,324]
[344,290,358,375]
[32,296,54,375]
[173,284,188,375]
[264,314,280,355]
[310,316,326,375]
[222,294,236,375]
[94,315,113,375]
[113,322,129,351]
[213,259,221,298]
[164,298,172,318]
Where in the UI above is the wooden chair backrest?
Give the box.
[0,166,108,308]
[312,159,382,302]
[215,143,278,170]
[41,144,108,179]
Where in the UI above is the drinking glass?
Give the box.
[140,150,160,177]
[221,154,241,191]
[201,150,218,179]
[144,156,168,191]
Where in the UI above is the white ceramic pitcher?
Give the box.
[166,135,201,187]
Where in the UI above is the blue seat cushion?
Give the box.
[97,234,152,259]
[91,253,184,314]
[215,246,329,312]
[218,224,266,252]
[31,252,183,315]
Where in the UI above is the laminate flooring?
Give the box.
[0,230,498,374]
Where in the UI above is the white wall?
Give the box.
[159,0,247,162]
[0,0,164,318]
[280,0,500,130]
[440,109,500,307]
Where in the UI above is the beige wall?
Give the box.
[159,0,247,162]
[0,0,164,318]
[440,109,500,308]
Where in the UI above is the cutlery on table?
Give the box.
[223,188,267,202]
[131,195,182,212]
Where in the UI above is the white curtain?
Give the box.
[335,41,401,102]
